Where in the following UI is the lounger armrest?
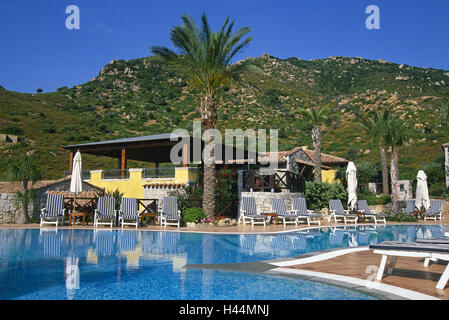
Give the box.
[306,210,315,214]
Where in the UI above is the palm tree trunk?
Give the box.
[380,144,389,195]
[200,95,218,219]
[390,148,400,212]
[394,152,400,180]
[312,127,322,183]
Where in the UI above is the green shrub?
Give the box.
[384,211,418,222]
[169,185,203,213]
[376,195,392,205]
[97,188,124,211]
[357,193,377,205]
[305,181,348,210]
[183,207,206,223]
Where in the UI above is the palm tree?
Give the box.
[7,155,42,223]
[358,109,391,195]
[151,13,255,219]
[383,117,412,212]
[299,108,329,182]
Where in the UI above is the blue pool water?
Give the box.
[0,225,445,300]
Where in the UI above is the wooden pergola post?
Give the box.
[120,147,126,179]
[68,151,74,173]
[182,143,189,167]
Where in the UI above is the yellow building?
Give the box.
[87,167,198,198]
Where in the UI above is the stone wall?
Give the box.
[143,184,186,210]
[371,199,449,215]
[240,191,303,213]
[0,180,100,224]
[0,193,33,224]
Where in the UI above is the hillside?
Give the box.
[1,54,448,180]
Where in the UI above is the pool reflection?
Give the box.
[0,225,446,299]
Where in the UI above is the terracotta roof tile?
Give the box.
[259,147,347,165]
[0,177,71,194]
[302,149,348,164]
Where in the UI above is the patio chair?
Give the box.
[118,197,139,228]
[238,197,266,226]
[94,196,116,228]
[356,199,386,224]
[328,199,358,224]
[291,197,322,226]
[270,198,299,226]
[40,194,66,227]
[160,196,181,228]
[369,241,449,289]
[423,200,443,221]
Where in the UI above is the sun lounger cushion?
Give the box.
[42,194,65,217]
[370,241,449,254]
[424,200,442,216]
[270,198,296,217]
[241,197,265,218]
[329,199,356,216]
[416,238,449,245]
[120,198,138,219]
[291,197,322,218]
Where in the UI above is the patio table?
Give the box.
[69,212,88,226]
[350,211,366,223]
[412,210,425,220]
[262,212,278,225]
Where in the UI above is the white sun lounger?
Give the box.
[160,196,181,228]
[328,199,358,224]
[40,194,66,227]
[94,196,116,228]
[270,198,299,226]
[356,200,386,224]
[291,197,321,226]
[238,197,266,226]
[370,241,449,289]
[119,197,140,229]
[423,200,443,221]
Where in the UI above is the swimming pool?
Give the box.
[0,225,445,300]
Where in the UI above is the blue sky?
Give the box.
[1,0,448,93]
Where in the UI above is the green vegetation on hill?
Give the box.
[1,55,448,180]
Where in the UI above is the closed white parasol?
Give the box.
[346,161,358,211]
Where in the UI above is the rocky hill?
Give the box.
[0,54,448,180]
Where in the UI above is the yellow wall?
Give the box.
[322,169,338,183]
[88,167,198,198]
